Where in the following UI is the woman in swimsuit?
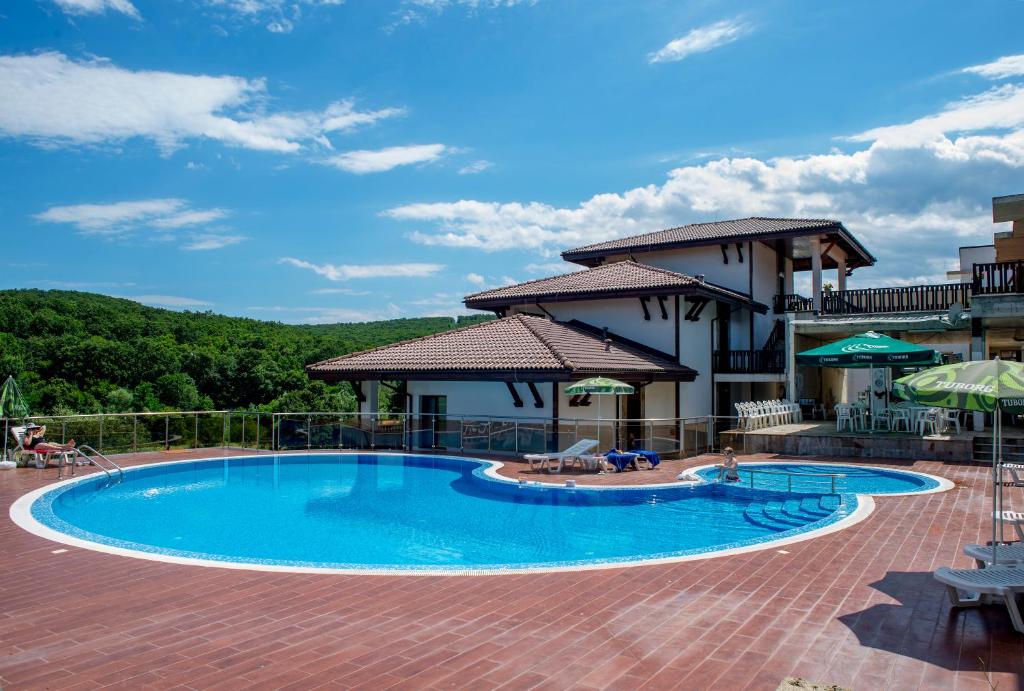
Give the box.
[718,447,741,482]
[24,424,76,454]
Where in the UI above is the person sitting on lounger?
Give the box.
[717,447,740,482]
[23,424,76,454]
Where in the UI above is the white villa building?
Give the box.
[309,200,1024,456]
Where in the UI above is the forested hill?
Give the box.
[0,290,491,415]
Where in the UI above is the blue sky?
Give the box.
[2,0,1023,322]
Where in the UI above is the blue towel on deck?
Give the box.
[631,450,661,468]
[604,451,638,472]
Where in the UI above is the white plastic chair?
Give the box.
[941,409,961,435]
[917,409,939,436]
[889,408,912,433]
[835,405,854,432]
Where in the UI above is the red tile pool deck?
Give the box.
[2,449,1022,690]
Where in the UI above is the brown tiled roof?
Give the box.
[463,260,761,310]
[562,216,875,267]
[307,314,696,382]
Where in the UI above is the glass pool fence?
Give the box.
[7,411,747,461]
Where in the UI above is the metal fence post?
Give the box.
[306,414,311,450]
[98,415,104,454]
[515,420,519,454]
[164,415,169,450]
[256,414,261,452]
[194,414,199,449]
[133,415,138,453]
[241,415,246,449]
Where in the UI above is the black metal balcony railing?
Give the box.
[773,293,814,313]
[774,283,972,316]
[820,283,971,315]
[714,349,786,374]
[973,260,1024,295]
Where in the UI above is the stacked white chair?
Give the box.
[735,400,801,431]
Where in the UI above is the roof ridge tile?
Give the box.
[515,314,575,370]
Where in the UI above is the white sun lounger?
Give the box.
[523,438,598,473]
[934,565,1024,633]
[964,542,1024,568]
[1004,463,1024,487]
[995,510,1024,541]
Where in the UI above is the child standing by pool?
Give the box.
[718,447,741,482]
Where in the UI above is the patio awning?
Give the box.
[796,331,938,368]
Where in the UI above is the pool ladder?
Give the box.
[63,444,125,484]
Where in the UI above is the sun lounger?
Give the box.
[996,510,1024,541]
[523,438,598,473]
[628,449,661,469]
[10,426,76,470]
[934,565,1024,633]
[964,542,1024,567]
[604,451,640,472]
[1004,463,1024,487]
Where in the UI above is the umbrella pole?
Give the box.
[993,408,1000,565]
[2,417,7,463]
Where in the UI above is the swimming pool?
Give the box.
[692,462,949,495]
[13,453,870,574]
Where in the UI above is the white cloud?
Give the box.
[199,0,347,33]
[962,54,1024,80]
[35,198,185,234]
[182,233,247,251]
[466,272,486,286]
[280,257,445,281]
[247,303,402,324]
[35,198,245,251]
[648,18,751,64]
[309,287,371,295]
[524,261,569,275]
[325,144,447,173]
[129,295,213,308]
[51,0,140,19]
[458,159,493,175]
[388,70,1024,289]
[850,84,1024,146]
[0,52,401,154]
[151,208,230,229]
[389,0,537,30]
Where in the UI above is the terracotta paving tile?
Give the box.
[2,449,1024,688]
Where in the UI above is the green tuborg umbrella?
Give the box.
[565,378,634,449]
[796,331,938,368]
[564,377,635,396]
[1,376,29,464]
[892,359,1024,414]
[894,358,1024,564]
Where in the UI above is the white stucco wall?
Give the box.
[512,296,677,356]
[679,302,712,418]
[408,380,553,418]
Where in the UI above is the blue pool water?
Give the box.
[30,454,856,572]
[694,462,940,495]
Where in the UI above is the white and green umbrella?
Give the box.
[565,377,634,448]
[564,377,635,396]
[1,376,29,462]
[894,358,1024,564]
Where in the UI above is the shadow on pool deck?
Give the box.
[838,570,1023,674]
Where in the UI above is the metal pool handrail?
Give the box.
[733,467,847,493]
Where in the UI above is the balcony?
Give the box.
[774,283,972,316]
[973,260,1024,295]
[773,293,814,313]
[713,349,785,374]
